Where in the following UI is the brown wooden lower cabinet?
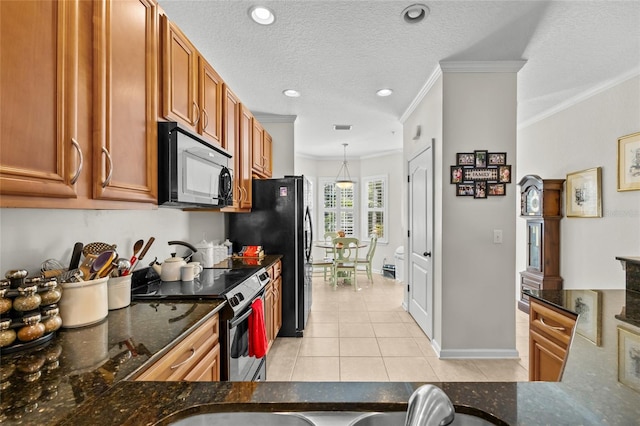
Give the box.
[528,298,577,382]
[135,314,220,381]
[265,260,282,352]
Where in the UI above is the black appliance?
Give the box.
[228,176,313,337]
[131,267,270,381]
[157,121,233,208]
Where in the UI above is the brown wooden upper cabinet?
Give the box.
[251,120,272,178]
[238,105,254,210]
[161,15,223,148]
[0,0,158,208]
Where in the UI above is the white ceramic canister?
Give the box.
[59,277,108,328]
[194,239,214,268]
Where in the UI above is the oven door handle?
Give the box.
[230,307,253,328]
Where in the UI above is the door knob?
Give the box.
[423,252,431,257]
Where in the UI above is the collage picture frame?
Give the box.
[451,150,511,198]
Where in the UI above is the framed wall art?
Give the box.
[564,290,602,346]
[566,167,602,218]
[617,131,640,191]
[450,150,513,198]
[618,326,640,393]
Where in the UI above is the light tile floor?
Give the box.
[266,272,530,382]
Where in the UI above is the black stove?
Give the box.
[131,267,270,315]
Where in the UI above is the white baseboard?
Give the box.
[438,348,520,359]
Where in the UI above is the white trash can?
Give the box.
[394,246,405,283]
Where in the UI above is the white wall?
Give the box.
[0,208,225,277]
[517,75,640,290]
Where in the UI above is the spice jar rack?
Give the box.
[1,271,63,354]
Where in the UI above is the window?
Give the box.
[361,175,387,243]
[318,178,357,237]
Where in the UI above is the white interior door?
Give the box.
[408,145,433,338]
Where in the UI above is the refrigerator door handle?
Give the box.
[304,206,313,262]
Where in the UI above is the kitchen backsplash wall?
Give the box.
[0,208,225,277]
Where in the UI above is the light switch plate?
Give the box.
[493,229,503,244]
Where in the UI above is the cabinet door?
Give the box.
[93,0,157,203]
[265,283,275,350]
[221,85,241,210]
[529,329,565,382]
[238,105,253,209]
[161,15,197,129]
[263,130,273,177]
[199,57,223,146]
[0,0,79,200]
[252,119,264,174]
[274,275,282,336]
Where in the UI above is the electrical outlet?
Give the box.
[493,229,503,244]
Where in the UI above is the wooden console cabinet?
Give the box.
[529,298,577,382]
[518,175,565,313]
[136,314,220,381]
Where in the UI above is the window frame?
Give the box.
[317,177,358,239]
[361,174,388,244]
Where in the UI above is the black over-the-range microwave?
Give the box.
[158,121,233,208]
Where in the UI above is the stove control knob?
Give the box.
[228,296,240,307]
[235,293,244,301]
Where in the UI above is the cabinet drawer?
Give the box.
[529,299,576,349]
[529,329,566,382]
[136,314,219,381]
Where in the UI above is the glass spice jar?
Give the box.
[0,287,12,314]
[41,307,62,333]
[0,319,16,348]
[39,279,61,306]
[13,285,41,312]
[17,314,45,342]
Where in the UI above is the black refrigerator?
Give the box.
[227,176,312,337]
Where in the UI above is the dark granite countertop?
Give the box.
[4,271,640,425]
[527,289,640,425]
[0,300,225,425]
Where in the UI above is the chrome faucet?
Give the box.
[404,385,455,426]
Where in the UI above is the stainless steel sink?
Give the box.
[347,411,497,426]
[167,411,498,426]
[169,412,315,426]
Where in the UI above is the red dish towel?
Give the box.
[248,298,268,358]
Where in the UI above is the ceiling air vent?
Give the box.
[333,125,352,131]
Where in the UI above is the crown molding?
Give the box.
[439,60,527,73]
[518,67,640,130]
[400,66,442,124]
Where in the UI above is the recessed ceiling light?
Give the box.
[401,4,430,24]
[376,88,393,97]
[282,89,300,97]
[249,6,275,25]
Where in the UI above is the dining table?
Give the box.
[314,241,368,260]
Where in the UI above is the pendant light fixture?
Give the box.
[335,143,354,189]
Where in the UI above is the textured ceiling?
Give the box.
[158,1,640,159]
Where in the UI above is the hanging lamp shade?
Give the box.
[335,143,353,189]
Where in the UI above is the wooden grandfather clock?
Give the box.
[518,175,565,313]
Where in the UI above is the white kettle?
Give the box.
[152,241,198,281]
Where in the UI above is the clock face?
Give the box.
[525,189,541,215]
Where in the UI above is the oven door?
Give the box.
[227,292,266,381]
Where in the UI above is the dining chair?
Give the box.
[357,233,378,283]
[332,237,360,291]
[312,231,338,281]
